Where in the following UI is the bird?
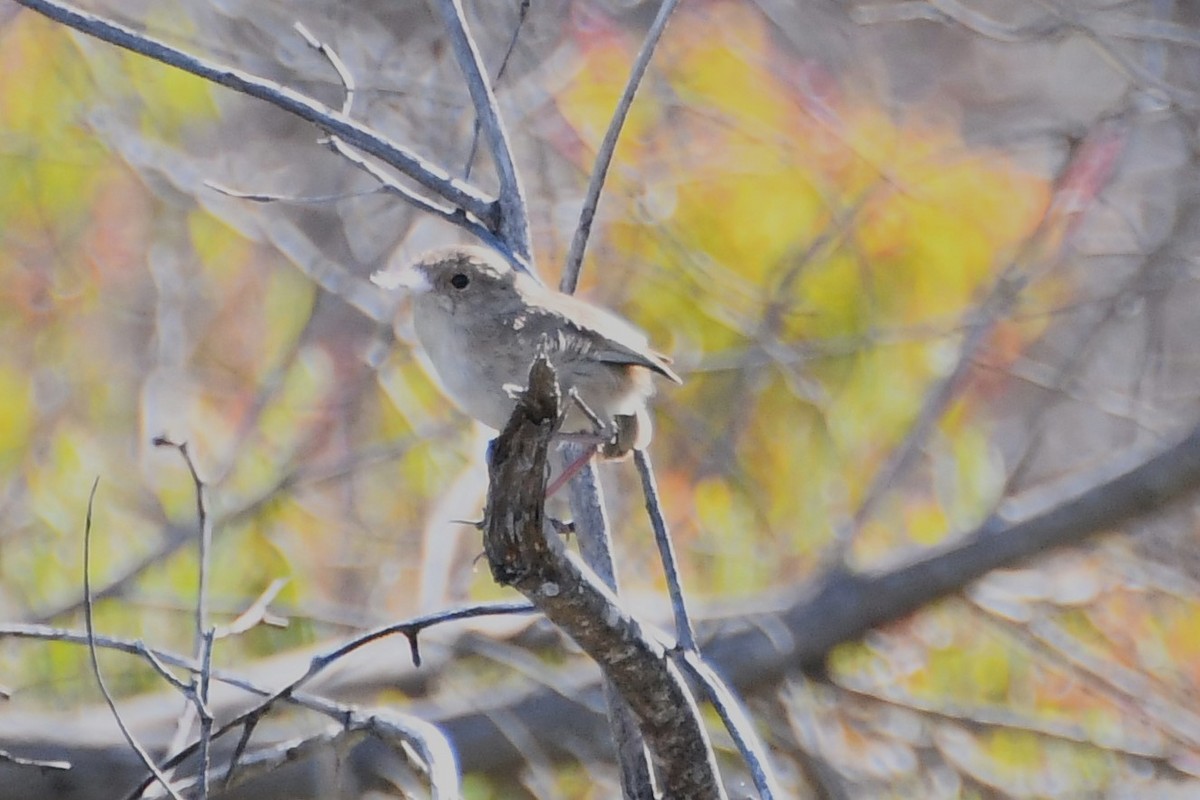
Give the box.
[372,244,681,460]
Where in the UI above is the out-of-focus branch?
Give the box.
[12,410,1200,796]
[828,117,1129,564]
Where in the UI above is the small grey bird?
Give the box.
[373,245,681,458]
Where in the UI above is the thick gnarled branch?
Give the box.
[483,357,725,800]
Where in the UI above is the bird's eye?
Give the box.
[450,273,470,290]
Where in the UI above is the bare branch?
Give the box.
[431,0,531,258]
[293,22,355,117]
[324,136,501,245]
[332,421,1200,784]
[290,21,503,246]
[215,579,290,639]
[8,0,498,226]
[534,9,703,784]
[634,449,697,652]
[676,650,783,800]
[151,438,213,648]
[306,601,536,671]
[463,0,531,182]
[559,394,657,794]
[556,443,656,797]
[561,0,680,294]
[196,628,215,798]
[18,413,1200,792]
[83,479,186,800]
[101,600,533,795]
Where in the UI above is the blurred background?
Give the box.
[2,0,1200,797]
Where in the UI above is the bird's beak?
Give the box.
[371,264,432,294]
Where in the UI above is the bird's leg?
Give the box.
[544,389,617,498]
[545,441,599,498]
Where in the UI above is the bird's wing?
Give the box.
[530,287,682,384]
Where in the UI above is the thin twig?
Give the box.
[677,650,784,800]
[308,601,536,671]
[201,602,537,789]
[0,618,462,797]
[537,6,686,775]
[561,0,680,294]
[0,623,308,712]
[9,0,498,226]
[215,578,290,638]
[118,602,528,800]
[197,627,215,798]
[152,439,213,648]
[203,180,377,205]
[0,749,70,772]
[83,478,186,800]
[464,0,530,181]
[634,449,696,652]
[431,0,531,258]
[326,136,500,244]
[293,22,355,116]
[290,22,504,250]
[154,435,219,796]
[292,21,499,241]
[3,623,191,694]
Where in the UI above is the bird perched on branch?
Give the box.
[372,245,681,460]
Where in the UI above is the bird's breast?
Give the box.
[413,304,523,431]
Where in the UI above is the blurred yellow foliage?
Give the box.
[0,18,107,233]
[0,362,34,468]
[554,1,1053,579]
